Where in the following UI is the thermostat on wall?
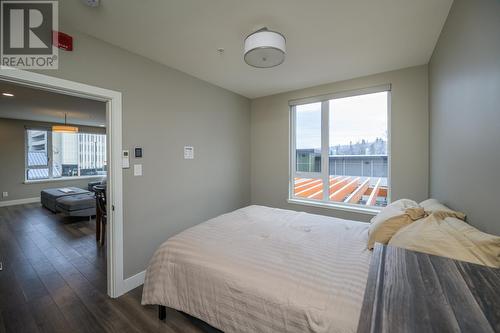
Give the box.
[135,147,143,158]
[122,150,130,168]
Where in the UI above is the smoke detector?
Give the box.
[81,0,100,7]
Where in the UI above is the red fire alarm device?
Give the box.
[53,31,73,51]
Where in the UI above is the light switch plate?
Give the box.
[2,192,7,198]
[133,164,142,176]
[184,146,194,159]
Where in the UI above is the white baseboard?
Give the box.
[122,270,146,294]
[0,197,40,207]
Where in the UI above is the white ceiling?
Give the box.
[0,81,106,126]
[60,0,453,98]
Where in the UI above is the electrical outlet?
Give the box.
[2,192,7,198]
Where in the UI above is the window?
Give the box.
[26,129,106,181]
[290,86,390,210]
[26,129,49,180]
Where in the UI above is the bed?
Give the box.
[142,205,372,333]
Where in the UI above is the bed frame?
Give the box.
[158,305,166,320]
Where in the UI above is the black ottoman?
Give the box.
[55,193,96,217]
[41,187,90,212]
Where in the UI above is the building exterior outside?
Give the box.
[294,147,389,207]
[26,129,106,180]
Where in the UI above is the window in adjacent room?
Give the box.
[290,85,390,210]
[25,129,107,181]
[26,129,50,180]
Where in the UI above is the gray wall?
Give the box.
[429,0,500,235]
[0,118,105,201]
[251,65,429,222]
[29,27,251,278]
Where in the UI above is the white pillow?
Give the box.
[367,199,424,250]
[419,198,466,220]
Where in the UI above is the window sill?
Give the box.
[24,175,105,185]
[287,198,381,216]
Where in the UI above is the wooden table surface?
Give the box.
[357,244,500,333]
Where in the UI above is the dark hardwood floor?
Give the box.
[0,203,219,333]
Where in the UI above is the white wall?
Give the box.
[429,0,500,235]
[250,65,429,221]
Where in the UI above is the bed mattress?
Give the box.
[142,205,371,333]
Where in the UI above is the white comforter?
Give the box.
[142,205,371,333]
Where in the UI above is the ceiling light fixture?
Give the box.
[244,27,286,68]
[53,113,79,133]
[2,92,14,97]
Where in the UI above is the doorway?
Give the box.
[0,68,124,298]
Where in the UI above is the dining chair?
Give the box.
[93,185,107,246]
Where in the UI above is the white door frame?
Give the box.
[0,68,125,298]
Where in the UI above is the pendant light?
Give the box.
[244,27,286,68]
[52,113,79,133]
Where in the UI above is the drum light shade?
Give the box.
[244,28,286,68]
